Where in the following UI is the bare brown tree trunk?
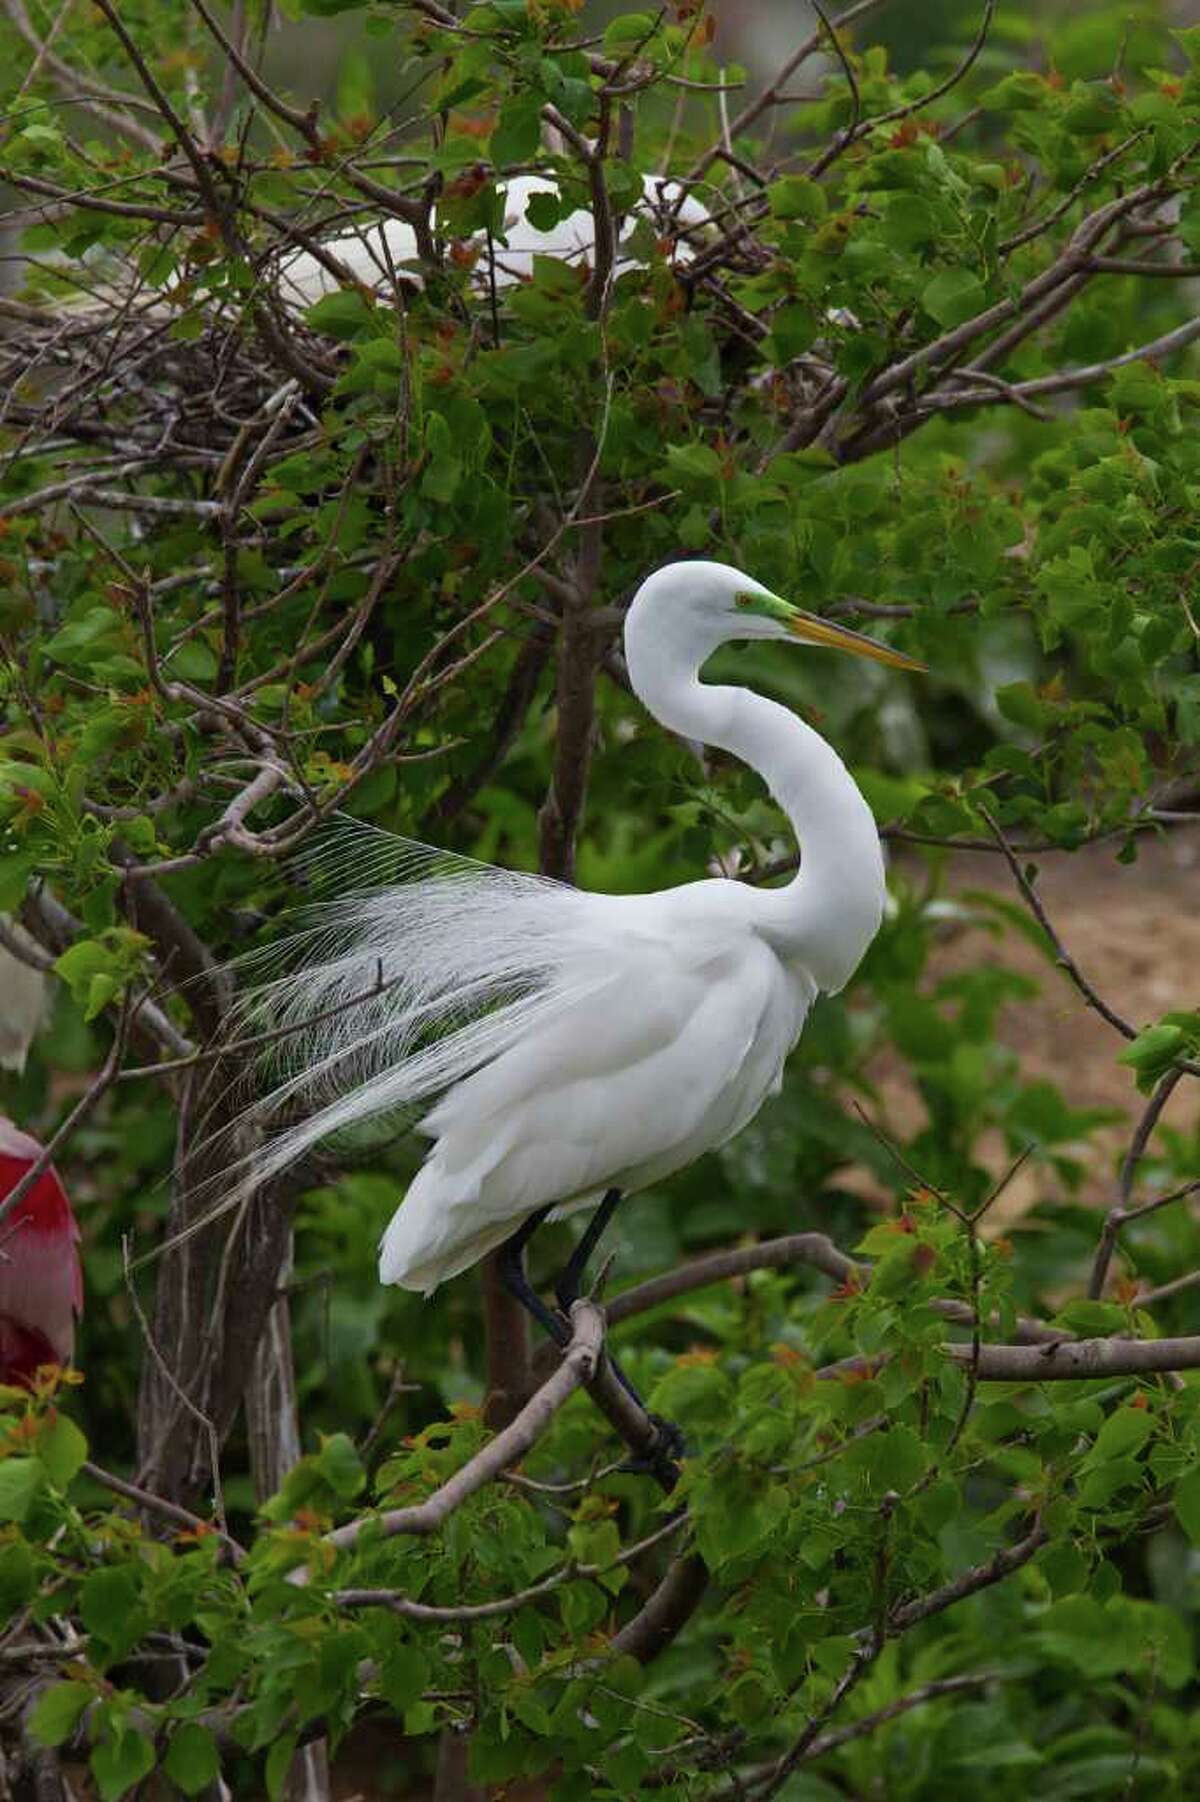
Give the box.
[433,1723,484,1802]
[245,1236,333,1802]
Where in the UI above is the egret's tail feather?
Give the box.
[181,822,604,1253]
[378,1179,529,1296]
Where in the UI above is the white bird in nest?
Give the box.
[276,172,712,310]
[235,561,922,1355]
[49,172,710,329]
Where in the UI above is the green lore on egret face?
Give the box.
[735,588,798,621]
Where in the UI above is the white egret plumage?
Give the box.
[238,562,922,1341]
[0,934,48,1074]
[276,173,712,311]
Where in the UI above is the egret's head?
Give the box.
[625,559,924,676]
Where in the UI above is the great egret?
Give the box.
[0,1117,82,1385]
[239,561,921,1344]
[277,173,711,311]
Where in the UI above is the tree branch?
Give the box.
[605,1232,860,1325]
[317,1300,606,1558]
[947,1335,1200,1381]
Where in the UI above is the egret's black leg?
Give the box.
[498,1198,685,1473]
[552,1187,642,1402]
[554,1188,624,1312]
[553,1190,686,1465]
[496,1205,567,1347]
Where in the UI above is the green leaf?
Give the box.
[265,1732,300,1800]
[1084,1406,1153,1466]
[1078,1456,1143,1508]
[162,1724,221,1795]
[490,97,542,166]
[768,176,828,223]
[29,1681,92,1748]
[168,639,218,683]
[995,681,1045,730]
[602,12,657,54]
[1053,1300,1128,1336]
[0,1539,36,1614]
[664,442,722,488]
[0,1458,44,1523]
[379,1643,431,1712]
[648,1359,734,1430]
[90,1730,156,1802]
[1173,25,1200,66]
[43,607,125,669]
[421,411,463,504]
[921,269,987,329]
[524,189,567,232]
[80,1567,143,1659]
[862,1423,928,1491]
[1038,1542,1088,1598]
[1061,80,1123,135]
[53,945,115,1018]
[37,1411,87,1488]
[1116,1022,1187,1090]
[766,303,817,365]
[303,290,378,340]
[1174,1465,1200,1545]
[508,1687,552,1735]
[0,851,37,912]
[315,1431,365,1500]
[980,71,1050,111]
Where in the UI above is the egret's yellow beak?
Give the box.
[735,588,925,672]
[783,607,925,672]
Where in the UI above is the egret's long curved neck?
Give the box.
[644,667,886,992]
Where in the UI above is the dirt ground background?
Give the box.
[874,827,1200,1232]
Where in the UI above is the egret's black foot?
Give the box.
[616,1413,686,1485]
[647,1412,687,1463]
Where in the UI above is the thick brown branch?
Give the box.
[606,1232,860,1325]
[609,1553,710,1665]
[949,1335,1200,1380]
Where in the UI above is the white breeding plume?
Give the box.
[275,173,712,309]
[234,562,922,1322]
[0,935,49,1074]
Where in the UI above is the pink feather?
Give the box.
[0,1117,83,1385]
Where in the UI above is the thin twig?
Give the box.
[0,993,133,1232]
[979,806,1138,1040]
[81,1459,246,1563]
[332,1512,687,1623]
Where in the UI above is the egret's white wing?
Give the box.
[380,919,812,1292]
[221,827,811,1294]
